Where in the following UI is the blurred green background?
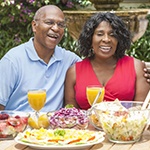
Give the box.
[0,0,150,61]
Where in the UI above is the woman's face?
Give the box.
[92,21,118,59]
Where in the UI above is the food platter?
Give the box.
[15,128,105,150]
[15,137,105,150]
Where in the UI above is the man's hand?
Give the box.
[143,61,150,83]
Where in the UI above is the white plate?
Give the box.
[15,136,105,150]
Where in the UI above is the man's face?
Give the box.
[32,7,65,51]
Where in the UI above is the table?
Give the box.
[0,130,150,150]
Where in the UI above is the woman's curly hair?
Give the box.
[78,12,132,59]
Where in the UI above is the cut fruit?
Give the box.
[28,114,50,129]
[28,117,39,129]
[38,114,50,128]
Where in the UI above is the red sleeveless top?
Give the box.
[75,56,136,110]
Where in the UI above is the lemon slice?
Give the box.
[38,114,50,128]
[28,116,39,129]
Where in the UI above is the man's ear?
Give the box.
[32,20,37,33]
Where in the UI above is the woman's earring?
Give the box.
[90,48,95,57]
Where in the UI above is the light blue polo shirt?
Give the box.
[0,38,81,112]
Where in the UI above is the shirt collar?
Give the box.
[25,37,64,62]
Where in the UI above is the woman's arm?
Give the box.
[134,58,150,101]
[64,65,79,108]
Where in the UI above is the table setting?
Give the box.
[0,88,150,150]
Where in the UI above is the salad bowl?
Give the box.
[0,110,29,140]
[91,100,150,143]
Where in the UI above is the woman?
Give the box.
[64,12,149,110]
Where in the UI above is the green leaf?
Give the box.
[65,104,74,108]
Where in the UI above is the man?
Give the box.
[0,5,81,112]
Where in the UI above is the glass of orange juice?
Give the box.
[86,86,105,106]
[27,89,46,114]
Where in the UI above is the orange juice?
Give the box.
[28,90,46,111]
[86,87,105,105]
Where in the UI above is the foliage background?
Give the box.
[0,0,150,61]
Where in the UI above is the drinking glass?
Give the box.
[27,89,46,115]
[86,86,105,106]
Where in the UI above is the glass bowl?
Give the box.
[92,101,150,143]
[88,108,103,130]
[0,110,29,140]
